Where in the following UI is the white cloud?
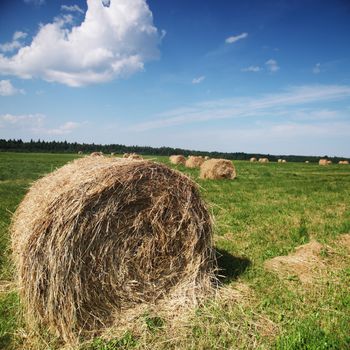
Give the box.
[61,5,84,14]
[132,85,350,131]
[24,0,46,5]
[242,65,261,72]
[265,59,280,72]
[313,63,321,74]
[0,0,162,87]
[225,32,248,44]
[0,113,81,135]
[0,31,27,53]
[192,76,205,84]
[0,80,25,96]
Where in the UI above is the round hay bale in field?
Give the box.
[250,157,257,162]
[258,158,269,163]
[277,159,283,163]
[123,153,130,158]
[169,155,186,165]
[339,160,349,164]
[305,161,309,164]
[204,156,210,160]
[128,153,143,160]
[90,151,103,156]
[200,159,236,180]
[327,160,332,165]
[111,152,115,156]
[185,156,205,168]
[282,159,287,163]
[319,159,328,165]
[78,151,83,155]
[11,157,215,342]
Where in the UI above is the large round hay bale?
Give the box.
[123,153,130,158]
[277,159,283,163]
[11,157,215,342]
[185,156,204,168]
[258,158,269,163]
[90,151,103,156]
[78,151,83,155]
[305,161,309,164]
[339,160,349,164]
[128,153,143,160]
[282,159,287,163]
[204,156,210,160]
[319,159,328,165]
[169,155,186,165]
[250,157,257,162]
[200,159,236,180]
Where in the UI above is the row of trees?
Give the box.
[0,139,347,163]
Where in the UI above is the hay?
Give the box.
[111,152,115,156]
[339,160,349,164]
[185,156,205,168]
[319,159,328,165]
[250,157,257,162]
[200,159,236,180]
[327,160,332,164]
[123,153,130,158]
[282,160,287,163]
[169,155,186,165]
[305,161,309,164]
[90,152,103,156]
[258,158,269,163]
[204,156,210,160]
[128,153,143,160]
[277,159,283,163]
[11,157,215,343]
[78,151,83,155]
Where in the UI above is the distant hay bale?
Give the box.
[282,160,287,163]
[277,159,283,163]
[305,161,309,164]
[128,153,143,160]
[123,153,130,158]
[250,157,257,162]
[169,155,186,165]
[185,156,205,168]
[204,156,210,160]
[258,158,269,163]
[11,157,215,343]
[327,160,332,165]
[319,159,329,165]
[339,160,349,164]
[90,151,103,156]
[78,151,83,155]
[111,152,115,156]
[200,159,236,180]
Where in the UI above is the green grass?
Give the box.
[0,152,349,349]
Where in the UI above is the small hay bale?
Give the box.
[90,151,103,156]
[111,152,115,156]
[204,156,210,160]
[11,157,215,343]
[305,161,309,164]
[185,156,205,168]
[258,158,269,163]
[78,151,83,155]
[277,159,283,163]
[327,160,332,165]
[128,153,143,160]
[339,160,349,164]
[200,159,236,180]
[250,157,257,162]
[123,153,130,158]
[282,160,287,163]
[169,155,186,165]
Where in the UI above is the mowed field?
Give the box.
[0,152,350,350]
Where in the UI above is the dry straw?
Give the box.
[169,155,186,165]
[90,151,103,156]
[11,156,216,343]
[200,159,236,180]
[185,156,205,168]
[128,153,143,160]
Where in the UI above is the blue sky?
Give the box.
[0,0,350,156]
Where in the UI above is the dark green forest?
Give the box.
[0,139,348,163]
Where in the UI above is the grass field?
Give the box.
[0,152,349,349]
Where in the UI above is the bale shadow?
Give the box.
[216,248,251,284]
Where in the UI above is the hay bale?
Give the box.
[11,157,215,342]
[305,161,309,164]
[200,159,236,180]
[258,158,269,163]
[282,160,287,163]
[169,155,186,165]
[90,151,103,156]
[327,160,332,165]
[319,159,328,165]
[128,153,143,160]
[111,152,115,156]
[204,156,210,160]
[339,160,349,164]
[123,153,130,158]
[78,151,83,155]
[185,156,205,168]
[250,157,257,162]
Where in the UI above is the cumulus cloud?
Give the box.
[241,65,261,72]
[0,113,81,135]
[0,80,25,96]
[0,31,27,53]
[225,32,248,44]
[61,4,84,14]
[0,0,162,87]
[192,76,205,84]
[313,63,321,74]
[265,59,280,72]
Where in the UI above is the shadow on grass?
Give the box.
[216,249,251,284]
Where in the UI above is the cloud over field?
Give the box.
[0,0,162,87]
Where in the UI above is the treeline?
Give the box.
[0,139,348,163]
